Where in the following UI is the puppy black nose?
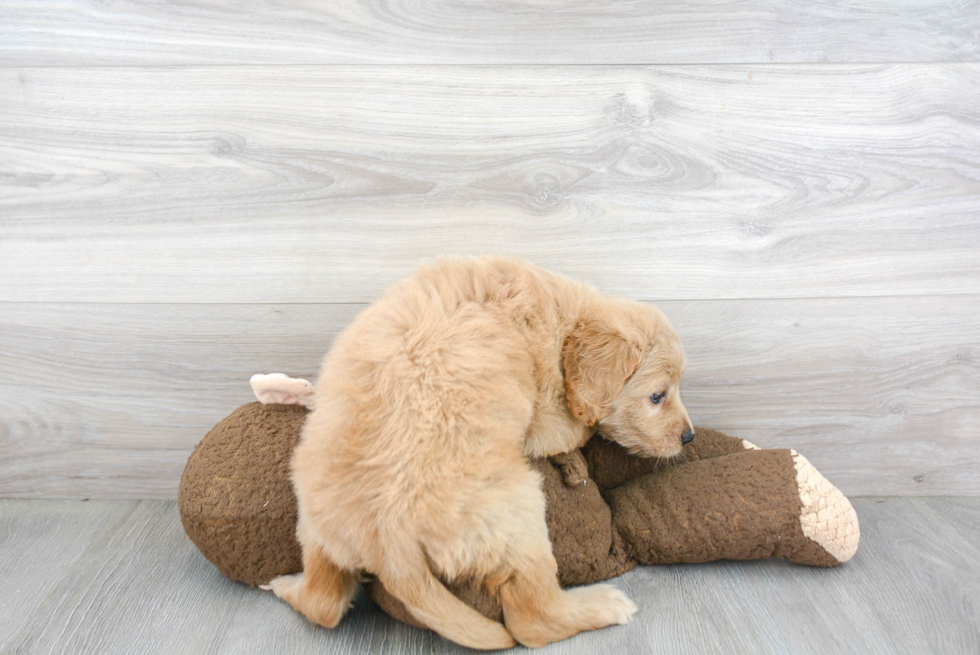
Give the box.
[681,428,695,445]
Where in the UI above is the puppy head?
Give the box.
[563,300,692,458]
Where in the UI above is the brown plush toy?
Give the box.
[179,375,859,631]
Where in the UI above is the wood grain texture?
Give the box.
[0,500,250,654]
[0,500,128,649]
[0,303,362,499]
[2,297,977,499]
[0,0,977,66]
[2,64,980,303]
[2,499,978,654]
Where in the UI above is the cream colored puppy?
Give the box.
[269,256,693,649]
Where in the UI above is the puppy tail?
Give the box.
[380,561,515,650]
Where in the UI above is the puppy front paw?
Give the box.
[550,450,590,487]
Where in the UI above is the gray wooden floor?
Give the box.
[1,498,978,654]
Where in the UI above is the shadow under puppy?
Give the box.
[268,256,694,649]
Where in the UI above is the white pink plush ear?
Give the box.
[250,373,315,409]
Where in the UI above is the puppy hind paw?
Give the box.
[268,573,304,605]
[567,584,638,626]
[267,572,351,629]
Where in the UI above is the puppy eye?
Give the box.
[650,392,665,404]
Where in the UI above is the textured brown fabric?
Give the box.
[535,458,636,586]
[608,449,809,564]
[583,427,749,492]
[683,427,755,461]
[178,402,306,586]
[180,406,849,633]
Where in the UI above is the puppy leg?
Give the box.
[269,540,359,629]
[499,551,636,647]
[493,478,637,647]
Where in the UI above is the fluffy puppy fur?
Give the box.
[269,256,693,649]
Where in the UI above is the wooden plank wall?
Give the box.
[1,1,978,498]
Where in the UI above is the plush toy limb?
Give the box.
[685,426,761,458]
[250,373,315,408]
[584,426,758,492]
[793,451,860,563]
[606,449,858,567]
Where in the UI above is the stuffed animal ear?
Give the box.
[250,373,315,408]
[562,319,644,426]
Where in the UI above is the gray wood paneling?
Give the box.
[1,0,976,506]
[0,303,362,499]
[3,65,979,303]
[2,297,977,499]
[2,499,978,654]
[0,1,977,66]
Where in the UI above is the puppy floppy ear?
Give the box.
[562,320,644,426]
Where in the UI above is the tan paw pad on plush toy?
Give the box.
[179,374,860,632]
[793,451,860,563]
